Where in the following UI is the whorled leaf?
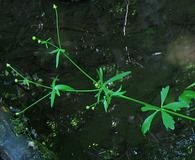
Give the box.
[49,48,65,68]
[163,101,189,111]
[161,111,175,130]
[161,86,169,106]
[23,78,30,87]
[105,71,131,85]
[141,111,158,134]
[141,105,157,112]
[55,84,74,92]
[179,90,195,105]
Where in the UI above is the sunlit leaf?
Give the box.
[105,71,131,85]
[161,111,175,130]
[141,105,157,112]
[161,86,169,106]
[141,111,158,134]
[163,101,189,111]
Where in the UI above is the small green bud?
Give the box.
[92,107,95,110]
[6,63,10,67]
[14,79,18,83]
[86,106,90,109]
[95,83,100,88]
[32,36,36,40]
[15,112,20,116]
[53,4,57,9]
[38,40,41,44]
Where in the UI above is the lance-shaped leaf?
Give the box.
[41,38,51,48]
[110,86,126,97]
[161,111,175,130]
[141,105,158,112]
[97,68,104,84]
[179,90,195,105]
[141,111,158,134]
[50,77,59,107]
[55,84,74,92]
[163,101,189,111]
[103,96,109,112]
[187,82,195,89]
[104,71,131,85]
[161,86,169,106]
[49,48,58,55]
[50,90,56,107]
[49,48,65,68]
[56,51,60,68]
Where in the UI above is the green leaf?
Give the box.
[141,105,158,112]
[55,84,74,92]
[161,111,175,130]
[97,68,104,83]
[50,91,56,107]
[23,78,30,87]
[103,96,109,112]
[49,49,58,54]
[50,77,59,107]
[141,111,158,134]
[56,51,60,68]
[187,82,195,89]
[179,90,195,105]
[161,86,169,106]
[163,101,189,111]
[105,71,131,85]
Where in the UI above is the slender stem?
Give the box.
[41,40,97,83]
[117,94,155,107]
[16,93,51,115]
[53,6,96,83]
[47,41,58,49]
[18,80,52,90]
[54,7,61,48]
[162,108,195,121]
[67,89,99,93]
[7,65,26,79]
[28,80,52,89]
[62,53,97,83]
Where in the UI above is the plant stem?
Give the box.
[162,108,195,121]
[54,7,61,49]
[16,92,51,115]
[53,6,97,83]
[8,65,26,79]
[62,53,97,83]
[47,41,59,49]
[117,94,156,107]
[18,80,52,90]
[67,89,99,93]
[28,80,52,89]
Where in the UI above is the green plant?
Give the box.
[6,4,195,135]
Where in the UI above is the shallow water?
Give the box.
[1,0,195,159]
